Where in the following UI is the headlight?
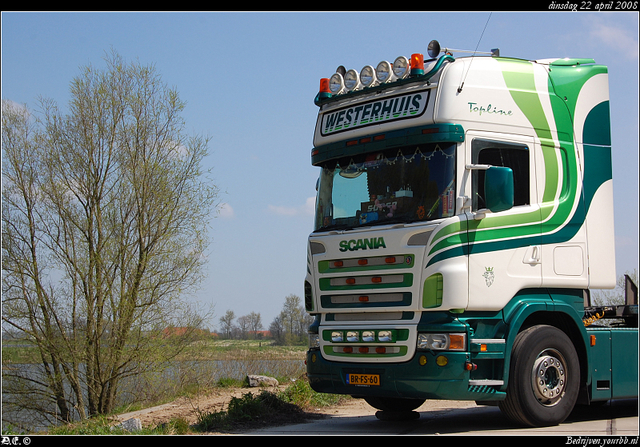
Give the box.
[417,333,466,351]
[360,65,376,87]
[309,333,320,349]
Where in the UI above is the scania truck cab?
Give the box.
[304,40,638,427]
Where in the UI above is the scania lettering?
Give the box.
[339,237,386,252]
[304,40,638,427]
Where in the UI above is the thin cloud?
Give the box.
[268,197,315,217]
[585,16,638,61]
[218,202,235,218]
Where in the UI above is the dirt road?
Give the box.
[115,386,638,436]
[248,397,639,436]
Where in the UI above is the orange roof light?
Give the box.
[318,78,331,100]
[410,53,425,76]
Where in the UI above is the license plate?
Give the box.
[346,373,380,386]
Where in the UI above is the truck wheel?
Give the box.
[499,324,580,427]
[364,396,425,412]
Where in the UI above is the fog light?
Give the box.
[436,355,448,367]
[331,331,343,343]
[347,331,359,342]
[419,355,428,366]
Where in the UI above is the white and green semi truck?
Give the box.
[304,40,638,427]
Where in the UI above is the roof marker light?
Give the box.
[393,56,410,79]
[410,53,425,76]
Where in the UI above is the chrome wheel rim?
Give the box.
[531,348,566,406]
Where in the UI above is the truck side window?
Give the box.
[472,139,530,211]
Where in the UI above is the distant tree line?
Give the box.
[218,294,313,345]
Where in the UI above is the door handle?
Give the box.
[524,246,541,265]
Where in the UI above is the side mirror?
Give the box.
[485,166,514,213]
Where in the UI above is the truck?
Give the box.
[304,40,638,427]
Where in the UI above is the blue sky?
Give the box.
[2,12,638,330]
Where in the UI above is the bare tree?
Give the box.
[2,50,219,425]
[219,309,236,339]
[246,311,263,338]
[272,294,313,345]
[269,314,285,345]
[592,269,638,306]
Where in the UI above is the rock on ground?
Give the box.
[246,374,279,387]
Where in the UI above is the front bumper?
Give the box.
[306,349,505,402]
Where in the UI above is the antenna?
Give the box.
[457,12,493,94]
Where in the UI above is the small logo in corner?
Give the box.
[483,267,495,287]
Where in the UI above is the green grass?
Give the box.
[195,379,346,433]
[39,377,348,435]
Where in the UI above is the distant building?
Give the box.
[249,330,272,339]
[161,327,215,338]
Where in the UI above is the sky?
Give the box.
[2,11,638,331]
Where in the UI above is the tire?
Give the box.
[364,396,425,412]
[499,325,580,427]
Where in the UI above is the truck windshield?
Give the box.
[314,143,456,232]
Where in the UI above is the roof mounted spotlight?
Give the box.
[428,39,500,58]
[329,72,345,94]
[344,68,361,91]
[392,56,410,80]
[427,40,441,59]
[360,65,377,87]
[375,60,396,84]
